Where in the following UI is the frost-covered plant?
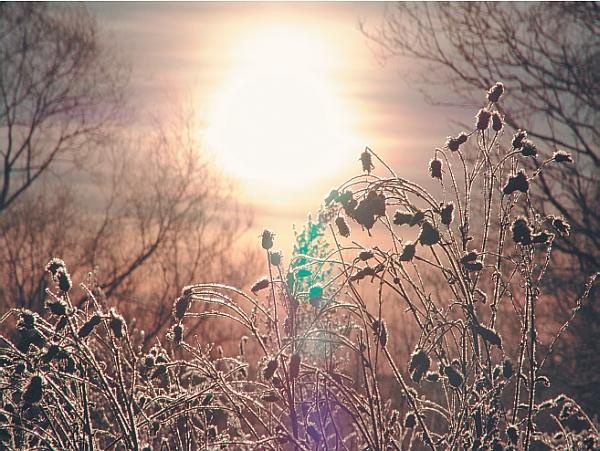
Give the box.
[0,83,598,450]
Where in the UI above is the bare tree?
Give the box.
[0,115,255,343]
[0,3,124,213]
[365,1,600,413]
[0,4,255,342]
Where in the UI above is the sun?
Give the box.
[204,25,359,196]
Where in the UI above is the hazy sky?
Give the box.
[90,2,474,252]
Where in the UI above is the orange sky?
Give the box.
[91,2,473,255]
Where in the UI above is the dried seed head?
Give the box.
[45,258,65,276]
[263,358,278,380]
[444,365,464,388]
[440,202,454,226]
[269,250,282,266]
[109,308,125,339]
[502,359,514,378]
[0,428,11,444]
[307,424,322,443]
[339,190,357,215]
[46,299,67,316]
[446,132,468,152]
[172,323,183,345]
[491,112,503,131]
[519,139,538,157]
[506,425,518,445]
[18,311,37,330]
[419,221,440,246]
[56,268,72,293]
[476,108,492,130]
[261,228,274,250]
[289,353,301,379]
[78,314,101,338]
[23,375,44,405]
[549,216,570,236]
[173,293,191,321]
[152,364,167,379]
[512,217,533,245]
[532,231,552,245]
[426,371,440,382]
[487,82,504,103]
[352,191,386,231]
[553,150,573,163]
[409,349,430,382]
[503,170,529,195]
[463,260,484,272]
[404,412,417,428]
[360,148,374,174]
[335,216,351,237]
[512,129,527,148]
[399,241,416,262]
[473,323,502,347]
[251,277,270,294]
[460,251,479,263]
[324,189,339,205]
[429,158,443,180]
[55,316,68,331]
[358,249,374,261]
[372,319,388,347]
[144,354,155,368]
[393,210,414,226]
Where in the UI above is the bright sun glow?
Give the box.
[205,25,359,194]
